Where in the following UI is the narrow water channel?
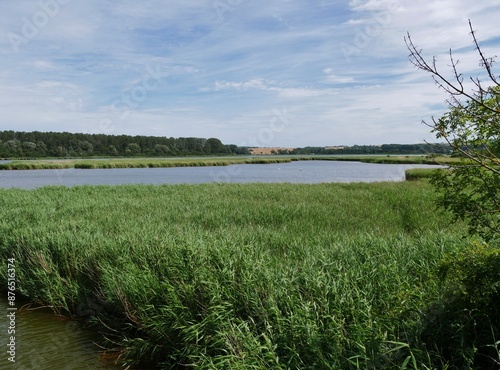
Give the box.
[0,297,118,369]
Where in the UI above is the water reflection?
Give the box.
[0,160,442,189]
[0,298,117,369]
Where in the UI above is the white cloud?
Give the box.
[0,0,499,146]
[211,78,339,98]
[348,0,399,12]
[323,68,355,84]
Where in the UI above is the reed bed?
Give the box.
[0,157,293,170]
[328,155,458,165]
[0,182,470,368]
[0,162,73,170]
[0,155,459,171]
[404,168,445,181]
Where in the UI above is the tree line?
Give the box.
[0,131,247,158]
[287,143,452,155]
[0,130,454,159]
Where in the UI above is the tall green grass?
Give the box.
[0,182,473,368]
[0,157,293,170]
[0,162,73,170]
[404,168,446,181]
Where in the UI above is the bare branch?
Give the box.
[469,19,499,86]
[406,21,499,239]
[405,26,499,115]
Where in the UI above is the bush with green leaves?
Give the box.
[407,21,500,369]
[430,86,500,241]
[421,242,500,368]
[406,21,499,242]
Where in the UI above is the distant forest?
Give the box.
[0,130,451,158]
[287,143,452,155]
[0,131,246,158]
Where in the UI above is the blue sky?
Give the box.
[1,1,500,147]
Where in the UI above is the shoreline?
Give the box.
[0,155,454,171]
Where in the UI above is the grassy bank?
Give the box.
[344,155,456,165]
[294,154,455,165]
[0,155,455,170]
[0,156,294,170]
[0,182,477,368]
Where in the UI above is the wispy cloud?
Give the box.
[0,1,499,146]
[209,78,339,97]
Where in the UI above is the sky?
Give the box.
[1,1,500,147]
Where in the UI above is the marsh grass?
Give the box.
[405,168,446,181]
[0,182,469,368]
[0,162,73,170]
[0,155,457,171]
[333,155,457,165]
[0,157,294,170]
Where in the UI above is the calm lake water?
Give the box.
[0,161,440,189]
[0,297,117,369]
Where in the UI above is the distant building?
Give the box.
[324,146,346,150]
[249,147,296,155]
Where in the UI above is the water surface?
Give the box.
[0,297,116,369]
[0,161,440,189]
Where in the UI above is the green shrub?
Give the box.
[440,242,500,306]
[75,163,97,169]
[421,241,500,369]
[405,168,443,181]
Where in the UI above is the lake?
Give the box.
[0,160,440,189]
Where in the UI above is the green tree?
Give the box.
[108,145,118,156]
[78,140,94,156]
[204,138,226,154]
[35,141,47,156]
[406,21,499,241]
[4,139,21,154]
[153,144,171,155]
[126,143,142,155]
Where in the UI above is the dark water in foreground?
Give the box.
[0,298,117,369]
[0,160,441,189]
